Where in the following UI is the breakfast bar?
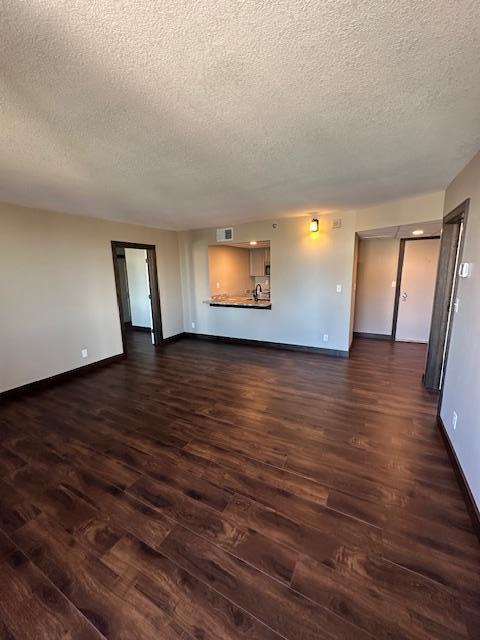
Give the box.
[208,295,271,309]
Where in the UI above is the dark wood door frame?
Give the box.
[391,235,441,340]
[111,241,163,354]
[424,199,469,391]
[114,251,132,324]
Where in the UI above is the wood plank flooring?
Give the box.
[0,331,479,640]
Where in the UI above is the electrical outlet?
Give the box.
[191,321,196,329]
[81,348,88,359]
[336,284,342,293]
[323,334,329,343]
[452,411,458,430]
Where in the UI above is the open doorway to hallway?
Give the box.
[352,209,471,395]
[353,221,441,345]
[111,241,163,354]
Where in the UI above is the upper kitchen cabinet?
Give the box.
[249,247,269,276]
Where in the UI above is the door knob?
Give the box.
[401,292,408,301]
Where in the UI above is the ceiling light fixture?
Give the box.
[412,229,424,236]
[310,218,319,233]
[249,240,257,245]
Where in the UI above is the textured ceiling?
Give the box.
[1,1,480,230]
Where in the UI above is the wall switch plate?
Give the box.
[323,334,329,342]
[191,321,196,329]
[81,349,88,359]
[452,411,458,430]
[391,281,396,288]
[336,284,342,293]
[458,262,471,278]
[216,282,220,289]
[453,298,460,313]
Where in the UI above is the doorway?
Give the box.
[111,241,163,354]
[353,222,443,342]
[392,237,441,343]
[424,199,469,390]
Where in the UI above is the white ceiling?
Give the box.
[358,220,442,239]
[1,1,480,230]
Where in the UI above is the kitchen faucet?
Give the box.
[253,283,262,302]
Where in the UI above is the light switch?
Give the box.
[336,284,342,293]
[391,281,396,288]
[81,348,88,359]
[459,262,471,278]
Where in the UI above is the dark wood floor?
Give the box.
[0,332,479,640]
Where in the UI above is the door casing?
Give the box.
[111,241,164,354]
[424,199,469,391]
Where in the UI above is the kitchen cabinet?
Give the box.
[249,248,269,276]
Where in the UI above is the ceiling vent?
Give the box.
[216,227,234,242]
[332,218,343,230]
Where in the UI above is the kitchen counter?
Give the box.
[207,296,271,309]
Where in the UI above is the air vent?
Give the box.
[332,218,343,230]
[216,227,234,242]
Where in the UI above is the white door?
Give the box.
[395,238,440,343]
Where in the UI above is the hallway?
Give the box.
[0,335,478,639]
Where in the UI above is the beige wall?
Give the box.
[0,190,450,392]
[208,246,252,296]
[440,152,480,511]
[354,238,400,336]
[180,213,357,353]
[355,191,444,232]
[0,202,183,392]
